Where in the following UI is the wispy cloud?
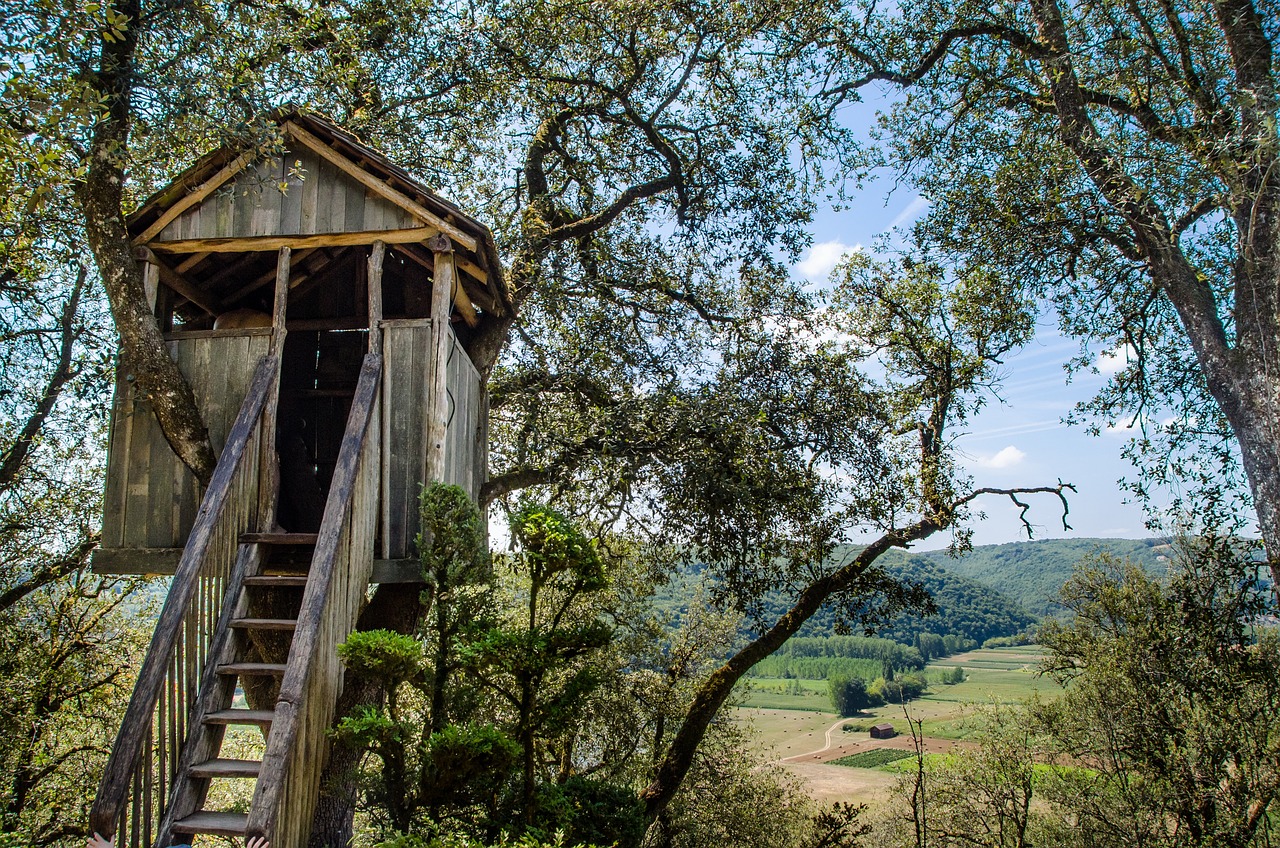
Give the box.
[973,445,1027,469]
[796,240,861,282]
[962,420,1064,441]
[886,196,930,231]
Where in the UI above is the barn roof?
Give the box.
[127,110,508,325]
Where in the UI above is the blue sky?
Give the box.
[791,164,1156,549]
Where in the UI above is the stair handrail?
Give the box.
[247,352,382,844]
[91,354,280,839]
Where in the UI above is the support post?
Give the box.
[259,246,290,526]
[367,241,385,354]
[426,235,454,484]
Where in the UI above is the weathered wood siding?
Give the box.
[380,319,485,559]
[101,330,272,552]
[157,149,419,242]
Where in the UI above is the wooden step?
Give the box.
[218,661,288,677]
[244,574,309,587]
[205,709,275,727]
[231,617,297,631]
[241,531,318,545]
[189,757,262,779]
[172,810,249,836]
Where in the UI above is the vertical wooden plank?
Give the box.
[233,174,258,239]
[122,397,155,547]
[367,242,384,354]
[326,161,349,233]
[299,149,320,235]
[214,185,234,238]
[250,158,284,236]
[102,366,130,548]
[380,326,392,559]
[280,147,304,234]
[426,237,455,484]
[342,182,365,231]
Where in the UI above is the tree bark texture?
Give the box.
[1029,0,1280,585]
[80,0,217,486]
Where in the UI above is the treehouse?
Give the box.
[89,112,508,848]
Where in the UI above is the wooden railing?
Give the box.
[247,352,382,848]
[91,355,279,844]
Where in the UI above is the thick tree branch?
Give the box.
[821,24,1048,102]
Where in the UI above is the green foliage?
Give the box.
[375,830,599,848]
[868,673,927,705]
[418,483,488,579]
[509,505,605,592]
[829,749,914,769]
[914,539,1168,619]
[759,549,1035,645]
[886,540,1280,848]
[338,630,424,687]
[532,777,646,848]
[829,676,873,716]
[752,655,883,681]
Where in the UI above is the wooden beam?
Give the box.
[367,241,385,353]
[399,243,491,321]
[426,235,455,483]
[149,226,440,254]
[282,121,478,252]
[142,259,159,312]
[223,247,319,305]
[271,247,290,354]
[175,252,210,273]
[134,246,224,315]
[134,151,255,244]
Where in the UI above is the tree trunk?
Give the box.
[80,0,216,486]
[308,584,423,848]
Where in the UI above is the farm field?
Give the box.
[737,647,1062,805]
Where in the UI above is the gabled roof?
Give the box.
[128,110,508,321]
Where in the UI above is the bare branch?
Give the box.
[0,265,88,494]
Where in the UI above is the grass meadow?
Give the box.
[739,647,1062,742]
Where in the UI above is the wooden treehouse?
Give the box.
[89,112,507,848]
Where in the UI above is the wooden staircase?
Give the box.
[91,353,383,848]
[161,533,314,842]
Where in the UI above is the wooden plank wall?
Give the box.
[379,319,484,559]
[101,331,271,553]
[157,149,418,242]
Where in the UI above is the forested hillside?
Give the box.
[914,538,1169,617]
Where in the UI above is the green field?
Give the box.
[741,647,1061,739]
[829,749,915,769]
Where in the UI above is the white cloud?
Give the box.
[973,445,1027,469]
[796,240,860,282]
[886,196,930,231]
[1096,343,1135,374]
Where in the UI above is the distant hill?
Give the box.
[913,537,1170,618]
[772,549,1037,645]
[650,537,1173,649]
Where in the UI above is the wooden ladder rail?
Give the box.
[91,354,280,845]
[247,352,382,848]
